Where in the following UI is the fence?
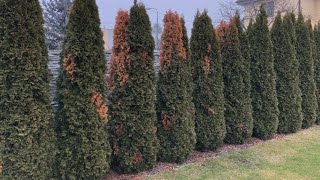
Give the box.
[48,50,160,108]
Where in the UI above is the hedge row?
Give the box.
[1,1,320,179]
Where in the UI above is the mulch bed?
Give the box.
[104,126,319,180]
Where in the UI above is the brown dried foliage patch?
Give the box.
[68,4,74,14]
[159,11,186,71]
[110,10,130,89]
[63,54,76,80]
[151,125,157,135]
[131,151,143,165]
[141,50,148,61]
[90,91,108,123]
[216,19,238,47]
[202,43,213,76]
[0,161,2,174]
[115,124,124,137]
[203,55,211,75]
[208,107,216,116]
[161,112,174,129]
[113,143,120,155]
[207,43,212,52]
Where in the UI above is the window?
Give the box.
[264,1,275,17]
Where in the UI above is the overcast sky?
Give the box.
[97,0,227,32]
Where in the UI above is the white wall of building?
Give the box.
[238,0,320,26]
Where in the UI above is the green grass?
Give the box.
[148,126,320,180]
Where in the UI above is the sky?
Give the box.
[97,0,228,32]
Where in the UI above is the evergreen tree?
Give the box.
[314,22,320,125]
[248,6,279,140]
[217,20,253,144]
[56,0,111,178]
[110,1,158,173]
[290,12,297,26]
[190,10,226,151]
[156,11,196,163]
[283,13,297,46]
[181,16,194,101]
[295,13,317,129]
[0,0,55,178]
[236,15,254,141]
[181,16,196,137]
[109,9,130,172]
[43,0,72,50]
[235,14,253,109]
[271,12,303,134]
[307,19,319,125]
[307,19,317,80]
[181,17,189,58]
[283,14,303,130]
[247,19,254,34]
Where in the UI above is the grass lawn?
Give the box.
[148,126,320,180]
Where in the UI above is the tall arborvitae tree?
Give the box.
[271,12,303,134]
[283,14,303,127]
[181,16,194,110]
[181,17,189,59]
[56,0,111,178]
[284,13,297,46]
[235,14,253,112]
[109,9,130,172]
[295,13,317,129]
[190,10,226,151]
[217,20,253,144]
[247,19,254,34]
[156,11,196,163]
[43,0,72,50]
[307,20,316,62]
[307,19,319,125]
[0,0,55,179]
[314,22,320,125]
[248,6,279,140]
[181,16,196,139]
[110,1,158,173]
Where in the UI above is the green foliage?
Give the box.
[181,17,195,112]
[223,15,254,144]
[307,19,319,126]
[181,17,190,59]
[248,6,279,140]
[190,11,226,150]
[314,22,320,125]
[0,0,55,179]
[295,13,317,129]
[218,20,253,144]
[156,12,196,163]
[181,16,196,133]
[284,13,297,46]
[109,2,158,173]
[247,19,254,35]
[235,14,253,107]
[271,13,303,134]
[56,0,111,178]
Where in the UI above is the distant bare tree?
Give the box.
[219,0,297,25]
[218,0,244,21]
